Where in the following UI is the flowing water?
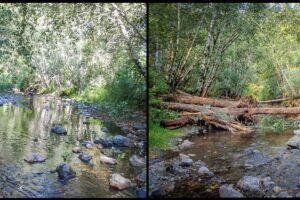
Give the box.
[164,127,300,197]
[0,95,142,198]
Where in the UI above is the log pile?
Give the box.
[159,90,300,133]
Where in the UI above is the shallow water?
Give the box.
[0,95,141,198]
[180,128,294,183]
[164,126,300,197]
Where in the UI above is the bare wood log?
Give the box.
[164,94,239,108]
[160,117,194,129]
[258,96,300,104]
[162,102,300,116]
[162,112,252,133]
[248,107,300,115]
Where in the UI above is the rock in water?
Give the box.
[110,173,131,190]
[287,135,300,149]
[78,153,92,163]
[100,155,117,165]
[198,166,214,177]
[178,140,194,150]
[129,155,146,167]
[112,135,134,147]
[56,163,76,180]
[51,125,67,135]
[219,185,244,198]
[24,153,46,163]
[179,154,193,167]
[237,176,263,197]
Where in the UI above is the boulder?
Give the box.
[78,153,92,163]
[110,173,131,190]
[287,135,300,149]
[219,185,244,198]
[100,155,117,165]
[56,162,76,180]
[51,125,67,135]
[24,153,46,163]
[112,135,134,147]
[129,155,146,167]
[237,176,263,197]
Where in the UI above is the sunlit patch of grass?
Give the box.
[149,122,183,150]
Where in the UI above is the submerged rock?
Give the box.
[78,153,92,163]
[129,155,146,167]
[112,135,134,147]
[24,153,46,163]
[237,176,263,197]
[178,140,194,150]
[110,173,132,190]
[219,185,244,198]
[56,162,76,180]
[100,155,117,165]
[51,125,67,135]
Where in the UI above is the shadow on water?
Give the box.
[0,95,140,198]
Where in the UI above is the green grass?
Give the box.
[149,122,183,150]
[258,115,298,132]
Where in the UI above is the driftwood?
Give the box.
[162,102,300,117]
[160,117,194,129]
[258,96,300,104]
[160,91,300,133]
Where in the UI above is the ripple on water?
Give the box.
[0,96,141,198]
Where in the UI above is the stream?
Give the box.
[0,94,146,198]
[150,126,300,198]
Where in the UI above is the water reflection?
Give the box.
[0,95,139,198]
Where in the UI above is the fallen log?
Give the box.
[161,91,257,108]
[160,117,194,129]
[161,112,252,133]
[258,96,300,104]
[162,102,300,117]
